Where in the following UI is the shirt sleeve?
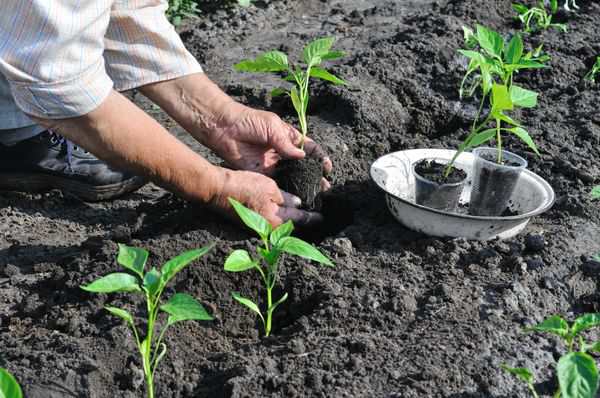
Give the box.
[103,0,203,91]
[0,0,114,119]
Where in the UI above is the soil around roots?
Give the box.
[274,157,323,211]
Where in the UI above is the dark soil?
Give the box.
[274,157,323,210]
[478,151,523,168]
[3,1,600,397]
[414,159,466,184]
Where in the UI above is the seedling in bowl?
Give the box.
[0,368,22,398]
[81,244,214,398]
[513,1,568,33]
[503,314,600,398]
[224,198,333,337]
[234,37,346,149]
[584,56,600,82]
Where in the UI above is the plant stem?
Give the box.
[528,383,540,398]
[143,296,156,398]
[496,120,503,164]
[265,287,273,337]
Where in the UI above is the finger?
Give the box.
[303,137,333,175]
[320,177,331,192]
[270,121,305,160]
[276,206,324,227]
[281,190,302,208]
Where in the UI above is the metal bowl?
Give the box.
[370,149,555,240]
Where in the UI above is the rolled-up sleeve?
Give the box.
[0,0,115,119]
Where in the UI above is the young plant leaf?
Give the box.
[526,315,570,338]
[228,198,272,240]
[143,268,162,297]
[512,3,530,15]
[465,129,497,149]
[232,292,265,323]
[586,341,600,354]
[591,186,600,200]
[303,37,335,65]
[491,84,514,111]
[290,86,303,118]
[278,237,334,267]
[270,87,288,97]
[224,250,256,272]
[105,306,134,324]
[234,51,289,73]
[501,364,535,384]
[510,85,538,108]
[321,50,345,60]
[160,245,214,287]
[505,34,524,65]
[160,293,213,325]
[270,220,294,246]
[117,244,148,279]
[462,26,477,48]
[510,127,540,155]
[476,25,504,59]
[0,368,22,398]
[571,314,600,337]
[557,352,599,398]
[310,67,346,85]
[81,273,141,293]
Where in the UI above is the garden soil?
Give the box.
[2,0,600,397]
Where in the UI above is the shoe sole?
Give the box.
[0,173,147,202]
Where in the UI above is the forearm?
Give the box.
[32,90,226,204]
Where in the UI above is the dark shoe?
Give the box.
[0,130,146,201]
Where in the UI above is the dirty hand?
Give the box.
[204,101,333,191]
[211,168,323,228]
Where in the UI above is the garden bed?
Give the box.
[2,0,600,396]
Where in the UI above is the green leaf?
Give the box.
[512,3,530,15]
[591,186,600,200]
[234,51,289,73]
[462,26,477,48]
[309,67,346,85]
[458,49,484,62]
[550,0,558,13]
[501,364,534,384]
[238,0,251,6]
[278,237,334,267]
[476,25,504,58]
[557,352,599,398]
[303,37,335,65]
[510,85,538,108]
[290,86,303,118]
[143,268,161,297]
[231,292,265,323]
[224,250,256,272]
[117,244,148,279]
[585,341,600,353]
[270,220,294,246]
[267,292,288,316]
[491,84,513,111]
[160,293,213,325]
[321,50,345,61]
[505,34,524,64]
[81,273,141,293]
[0,368,22,398]
[510,127,540,155]
[526,315,570,338]
[572,314,600,337]
[228,198,272,240]
[465,129,497,149]
[270,87,287,97]
[105,306,134,324]
[160,245,213,287]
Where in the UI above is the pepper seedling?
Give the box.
[503,314,600,398]
[445,25,548,175]
[513,1,568,33]
[234,37,346,149]
[0,368,22,398]
[224,198,333,337]
[584,56,600,83]
[81,244,214,398]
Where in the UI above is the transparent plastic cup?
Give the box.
[412,158,467,212]
[469,147,527,216]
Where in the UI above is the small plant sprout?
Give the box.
[591,186,600,200]
[584,56,600,83]
[445,25,548,175]
[0,368,22,398]
[503,314,600,398]
[224,198,333,337]
[81,244,214,398]
[234,37,346,149]
[513,1,568,33]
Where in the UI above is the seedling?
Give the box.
[584,56,600,83]
[167,0,251,26]
[234,37,346,149]
[81,244,214,398]
[503,314,600,398]
[0,368,22,398]
[513,1,568,33]
[224,198,333,337]
[445,25,548,175]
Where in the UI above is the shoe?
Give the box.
[0,130,146,201]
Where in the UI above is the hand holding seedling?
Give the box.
[81,244,214,398]
[503,314,600,398]
[224,198,333,337]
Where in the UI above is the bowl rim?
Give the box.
[370,149,556,222]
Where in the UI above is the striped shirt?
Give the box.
[0,0,202,121]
